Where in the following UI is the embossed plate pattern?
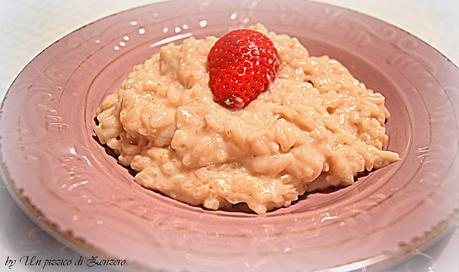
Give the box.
[0,0,458,271]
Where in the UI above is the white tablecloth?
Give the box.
[0,1,458,271]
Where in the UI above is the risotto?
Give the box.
[94,24,399,214]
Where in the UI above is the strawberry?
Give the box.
[208,29,279,108]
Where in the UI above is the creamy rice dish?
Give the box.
[94,24,399,214]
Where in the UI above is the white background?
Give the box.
[0,1,458,271]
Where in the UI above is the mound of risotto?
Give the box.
[94,24,399,214]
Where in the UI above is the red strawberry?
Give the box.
[208,29,279,108]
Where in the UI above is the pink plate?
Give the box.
[1,0,458,271]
